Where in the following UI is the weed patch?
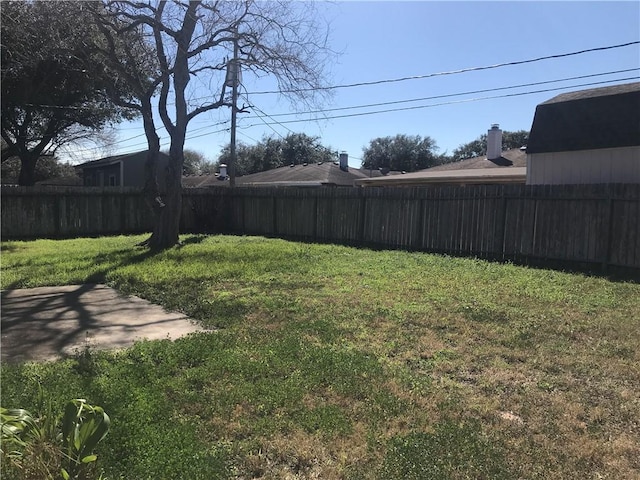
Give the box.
[380,419,513,480]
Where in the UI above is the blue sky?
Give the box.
[70,1,640,168]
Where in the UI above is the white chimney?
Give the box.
[218,163,227,179]
[487,124,502,160]
[339,152,348,172]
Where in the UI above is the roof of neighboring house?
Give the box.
[355,167,406,178]
[183,162,370,187]
[36,175,83,186]
[427,148,526,171]
[182,174,225,188]
[75,150,170,169]
[354,149,527,187]
[238,162,368,186]
[355,167,527,187]
[526,82,640,154]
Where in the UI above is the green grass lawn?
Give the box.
[1,234,639,479]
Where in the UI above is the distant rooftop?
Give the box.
[184,161,370,188]
[540,81,640,104]
[427,148,526,171]
[75,150,171,168]
[355,150,526,187]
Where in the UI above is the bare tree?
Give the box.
[100,0,334,250]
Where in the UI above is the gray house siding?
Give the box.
[526,82,640,185]
[83,162,121,186]
[77,151,170,188]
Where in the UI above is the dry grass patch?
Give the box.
[238,430,362,480]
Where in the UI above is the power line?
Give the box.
[240,76,640,127]
[237,131,259,143]
[140,42,640,106]
[248,68,639,118]
[240,94,292,138]
[249,41,640,94]
[18,42,638,114]
[58,61,640,157]
[83,40,640,110]
[68,121,230,159]
[90,73,638,155]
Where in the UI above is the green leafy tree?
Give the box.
[1,156,79,184]
[217,142,268,177]
[281,133,336,166]
[361,134,440,172]
[165,149,216,176]
[218,133,336,176]
[451,130,529,161]
[0,1,139,185]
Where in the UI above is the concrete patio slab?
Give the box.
[1,284,204,363]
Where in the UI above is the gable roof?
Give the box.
[355,167,406,178]
[182,174,224,188]
[427,148,526,171]
[237,162,368,186]
[36,175,83,186]
[182,162,370,188]
[75,151,170,169]
[355,149,527,187]
[526,82,640,154]
[182,164,408,187]
[355,167,526,187]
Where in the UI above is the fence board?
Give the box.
[2,184,639,273]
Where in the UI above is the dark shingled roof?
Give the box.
[183,162,369,188]
[427,148,526,171]
[526,82,640,154]
[75,151,171,168]
[354,149,527,187]
[182,174,223,188]
[236,162,368,186]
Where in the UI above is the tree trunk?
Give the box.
[145,3,194,251]
[18,155,37,186]
[137,98,183,252]
[147,159,182,251]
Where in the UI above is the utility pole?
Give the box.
[229,28,239,188]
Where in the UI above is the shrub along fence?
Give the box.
[2,184,639,272]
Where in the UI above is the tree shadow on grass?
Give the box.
[176,234,209,248]
[0,242,200,363]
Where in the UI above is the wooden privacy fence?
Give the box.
[1,186,154,238]
[2,184,639,271]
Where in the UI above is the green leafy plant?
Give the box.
[1,405,60,478]
[1,399,110,480]
[60,399,110,480]
[1,407,43,455]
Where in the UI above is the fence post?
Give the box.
[358,189,366,246]
[54,191,62,238]
[601,185,615,272]
[238,192,242,235]
[272,194,278,235]
[499,186,508,261]
[414,195,425,251]
[313,194,318,241]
